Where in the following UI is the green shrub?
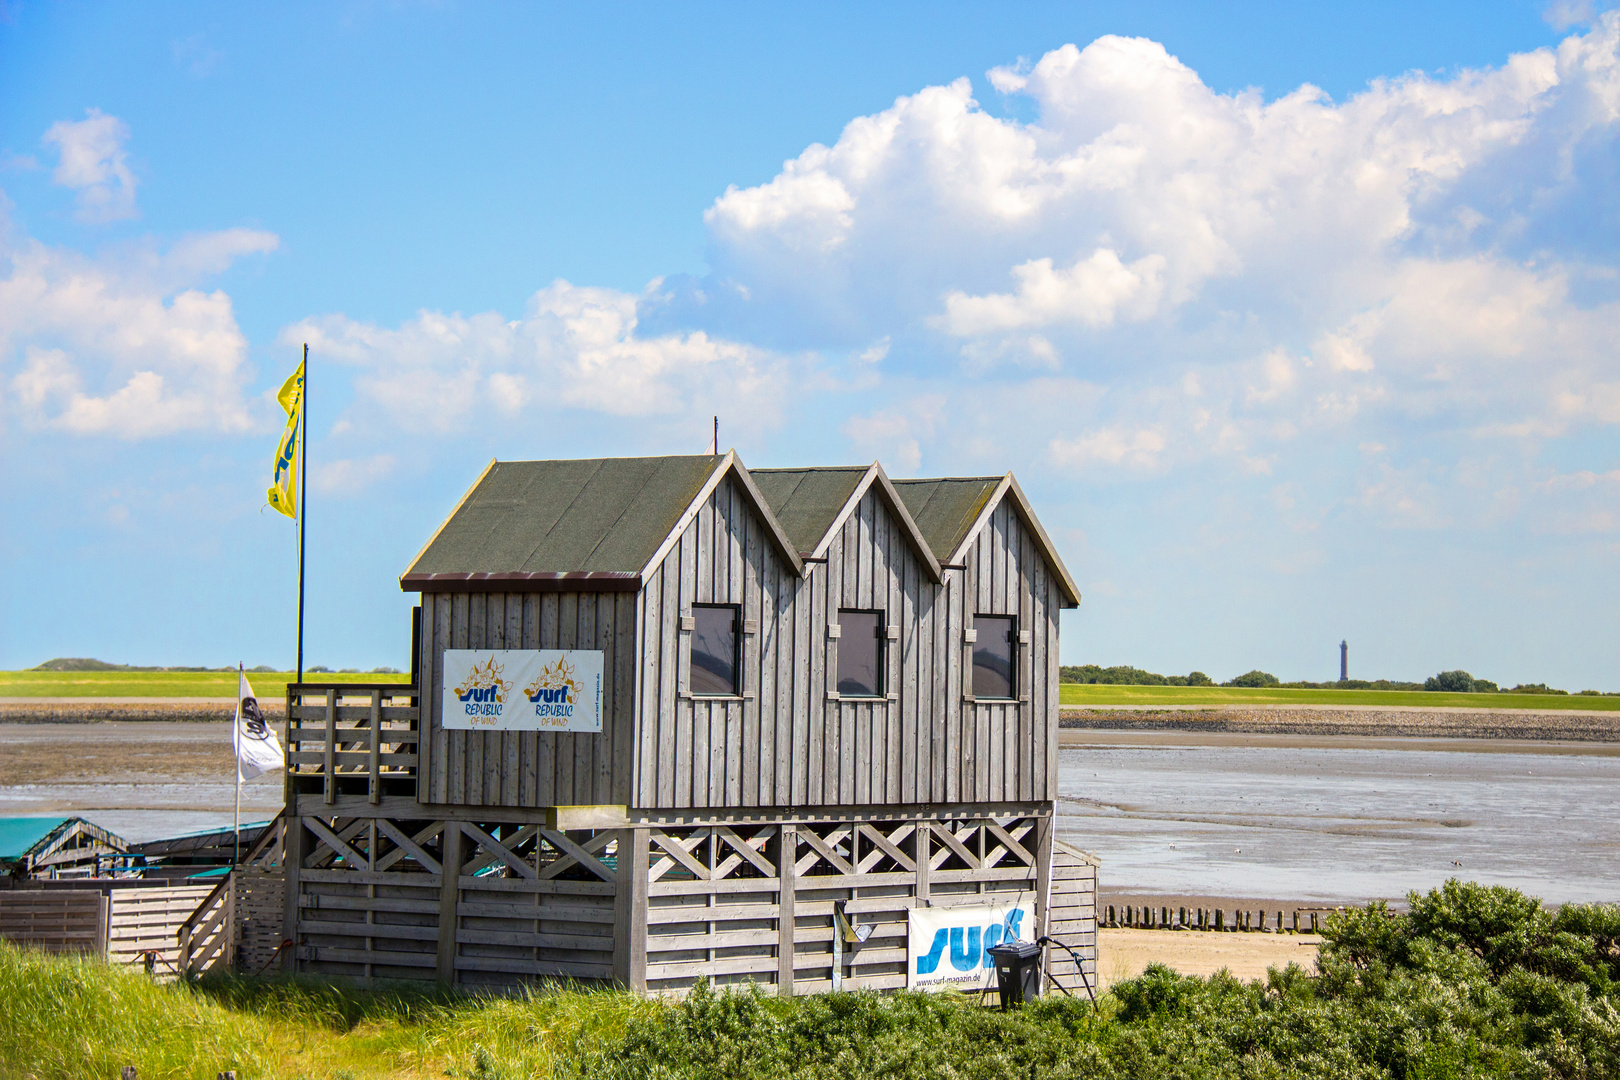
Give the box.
[1424,669,1477,692]
[1225,669,1279,687]
[7,881,1618,1080]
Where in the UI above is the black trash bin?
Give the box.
[986,940,1042,1008]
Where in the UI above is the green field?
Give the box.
[1057,682,1620,711]
[2,671,1611,709]
[0,670,412,699]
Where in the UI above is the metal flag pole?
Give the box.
[297,343,308,689]
[234,662,243,866]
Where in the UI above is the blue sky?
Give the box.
[3,1,1618,688]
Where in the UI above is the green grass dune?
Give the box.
[1058,682,1620,710]
[0,670,413,699]
[2,882,1617,1079]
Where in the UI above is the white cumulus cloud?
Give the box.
[283,279,799,437]
[43,109,139,223]
[644,14,1620,502]
[0,221,278,437]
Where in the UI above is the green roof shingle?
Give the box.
[751,467,868,555]
[891,477,1003,563]
[404,455,722,581]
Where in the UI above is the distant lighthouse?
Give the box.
[1340,640,1348,682]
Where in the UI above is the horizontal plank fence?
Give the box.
[1045,841,1098,996]
[112,885,215,973]
[0,885,232,976]
[0,890,107,955]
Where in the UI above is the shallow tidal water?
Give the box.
[3,722,1618,905]
[1056,735,1620,904]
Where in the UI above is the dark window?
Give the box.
[690,604,739,696]
[836,610,884,697]
[972,615,1017,699]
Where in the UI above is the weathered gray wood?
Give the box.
[448,592,468,805]
[945,568,961,804]
[504,593,523,807]
[281,816,304,971]
[641,559,663,807]
[466,592,486,806]
[417,595,436,805]
[620,827,650,991]
[537,593,559,805]
[321,691,345,806]
[763,552,784,806]
[676,525,696,807]
[806,532,826,803]
[521,593,540,805]
[741,509,763,805]
[776,823,795,995]
[368,690,382,804]
[436,822,463,984]
[612,590,635,804]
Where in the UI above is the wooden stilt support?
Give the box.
[436,822,462,985]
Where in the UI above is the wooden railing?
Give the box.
[285,683,420,803]
[240,813,285,870]
[177,875,234,977]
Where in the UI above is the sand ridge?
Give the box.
[1062,706,1620,742]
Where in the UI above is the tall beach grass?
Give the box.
[0,943,650,1080]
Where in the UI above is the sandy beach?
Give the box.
[1097,929,1323,988]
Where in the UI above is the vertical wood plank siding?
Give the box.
[629,479,1062,811]
[420,589,636,806]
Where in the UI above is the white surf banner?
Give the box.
[906,901,1035,991]
[440,649,604,732]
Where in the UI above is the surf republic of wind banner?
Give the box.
[441,650,603,732]
[907,902,1035,991]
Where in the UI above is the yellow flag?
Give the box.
[266,360,304,518]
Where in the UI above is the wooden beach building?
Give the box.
[279,451,1097,995]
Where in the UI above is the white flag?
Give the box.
[234,672,284,781]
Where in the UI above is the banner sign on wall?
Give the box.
[440,649,603,733]
[907,902,1035,991]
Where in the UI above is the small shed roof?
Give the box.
[0,817,70,859]
[402,455,723,589]
[0,816,128,872]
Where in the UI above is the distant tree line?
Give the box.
[28,658,402,675]
[1060,663,1613,694]
[1059,664,1216,687]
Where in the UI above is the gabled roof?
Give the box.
[401,452,801,591]
[753,463,942,581]
[891,477,1003,562]
[751,467,868,555]
[895,474,1082,608]
[400,453,1076,605]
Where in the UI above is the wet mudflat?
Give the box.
[1058,730,1620,905]
[0,721,283,841]
[5,720,1619,905]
